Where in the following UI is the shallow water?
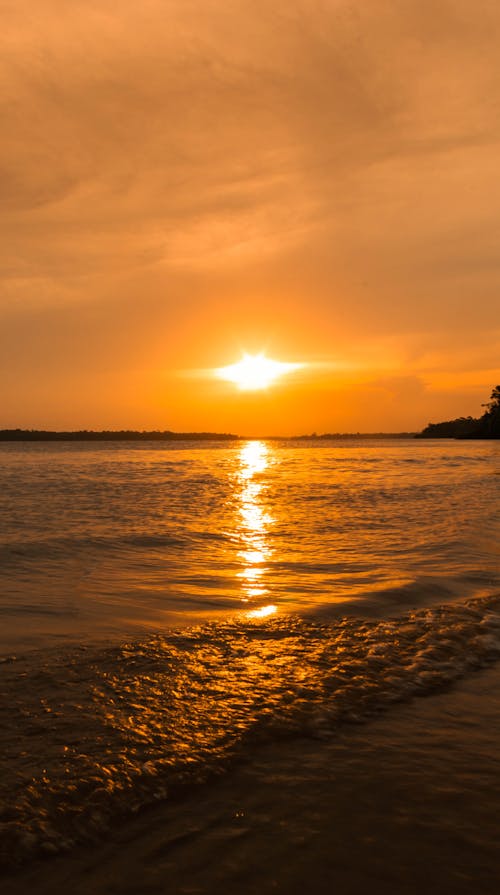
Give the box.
[1,437,500,868]
[2,593,500,867]
[6,659,500,895]
[0,438,499,647]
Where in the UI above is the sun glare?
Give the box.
[215,353,303,390]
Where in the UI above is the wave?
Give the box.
[0,602,79,617]
[2,591,500,868]
[0,529,232,560]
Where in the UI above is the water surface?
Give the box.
[0,438,499,648]
[1,437,500,867]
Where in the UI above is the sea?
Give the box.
[1,437,500,866]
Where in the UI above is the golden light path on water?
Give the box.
[236,441,277,620]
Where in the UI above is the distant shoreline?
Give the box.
[0,429,419,442]
[1,429,497,442]
[0,429,238,442]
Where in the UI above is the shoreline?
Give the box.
[0,431,418,442]
[3,659,500,894]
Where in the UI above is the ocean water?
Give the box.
[1,438,499,646]
[1,438,500,866]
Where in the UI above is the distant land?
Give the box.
[0,429,238,442]
[2,383,499,441]
[416,385,500,439]
[0,429,417,442]
[292,432,416,440]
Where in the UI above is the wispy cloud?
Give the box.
[2,0,500,429]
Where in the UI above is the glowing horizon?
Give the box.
[2,2,500,434]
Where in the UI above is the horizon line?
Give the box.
[0,427,419,441]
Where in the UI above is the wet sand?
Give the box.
[4,661,500,895]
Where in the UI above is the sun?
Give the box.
[215,353,303,391]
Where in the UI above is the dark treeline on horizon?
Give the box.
[295,432,416,440]
[0,429,238,442]
[417,385,500,439]
[2,385,499,442]
[0,429,419,442]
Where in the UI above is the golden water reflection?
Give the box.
[236,441,277,619]
[247,604,278,619]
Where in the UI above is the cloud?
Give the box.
[2,0,500,428]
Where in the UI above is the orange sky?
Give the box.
[2,0,500,435]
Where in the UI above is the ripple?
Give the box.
[2,592,500,867]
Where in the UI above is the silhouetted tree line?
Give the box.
[295,432,416,439]
[417,386,500,438]
[0,429,238,442]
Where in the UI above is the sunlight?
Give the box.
[239,440,269,478]
[215,353,303,390]
[238,548,267,565]
[234,441,275,612]
[247,604,278,619]
[237,567,264,580]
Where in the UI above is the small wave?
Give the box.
[2,592,500,868]
[0,529,231,560]
[0,603,79,617]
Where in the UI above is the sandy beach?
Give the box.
[3,659,500,895]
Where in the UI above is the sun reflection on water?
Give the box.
[247,604,278,619]
[239,440,269,477]
[236,441,276,618]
